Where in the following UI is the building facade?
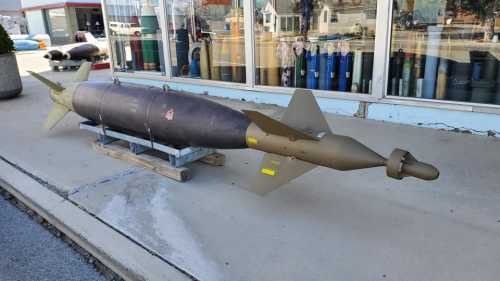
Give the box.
[102,0,500,135]
[0,0,27,34]
[21,0,104,44]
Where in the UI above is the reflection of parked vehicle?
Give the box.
[109,21,141,35]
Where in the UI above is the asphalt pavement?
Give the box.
[0,194,105,281]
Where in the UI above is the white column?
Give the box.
[371,0,394,99]
[243,0,256,88]
[100,0,116,78]
[159,0,172,78]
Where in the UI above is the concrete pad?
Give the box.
[71,125,500,281]
[0,159,191,281]
[0,52,131,193]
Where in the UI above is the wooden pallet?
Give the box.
[93,141,191,181]
[80,121,225,182]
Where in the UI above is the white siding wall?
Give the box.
[25,10,46,34]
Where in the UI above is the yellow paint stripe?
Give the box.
[247,136,258,145]
[261,168,276,176]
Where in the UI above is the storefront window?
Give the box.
[46,8,71,45]
[75,8,105,38]
[105,0,164,73]
[166,0,246,83]
[388,0,500,105]
[254,0,377,94]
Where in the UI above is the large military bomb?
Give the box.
[28,63,439,195]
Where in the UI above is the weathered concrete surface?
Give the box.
[1,51,500,281]
[0,51,130,193]
[0,159,191,281]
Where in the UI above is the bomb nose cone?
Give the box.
[386,149,439,181]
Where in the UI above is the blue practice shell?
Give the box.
[13,39,40,51]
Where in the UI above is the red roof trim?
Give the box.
[20,2,101,12]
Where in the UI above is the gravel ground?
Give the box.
[0,193,105,281]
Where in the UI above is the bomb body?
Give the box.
[29,63,439,194]
[73,82,250,148]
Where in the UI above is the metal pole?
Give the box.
[372,0,394,99]
[243,0,256,88]
[159,0,172,78]
[101,0,116,78]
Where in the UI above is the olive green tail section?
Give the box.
[280,89,332,136]
[44,103,70,130]
[27,71,65,92]
[242,110,318,141]
[28,63,92,130]
[246,153,317,195]
[73,62,92,82]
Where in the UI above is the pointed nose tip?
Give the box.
[386,149,440,181]
[403,161,440,181]
[44,54,51,59]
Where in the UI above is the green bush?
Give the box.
[0,23,14,54]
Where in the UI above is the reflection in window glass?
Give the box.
[388,0,500,105]
[47,8,70,45]
[105,0,164,72]
[166,0,246,83]
[254,0,377,94]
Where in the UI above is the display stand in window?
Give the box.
[388,0,500,105]
[254,0,377,95]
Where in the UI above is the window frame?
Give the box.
[102,0,500,115]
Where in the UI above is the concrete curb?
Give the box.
[0,158,192,281]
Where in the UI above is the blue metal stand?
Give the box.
[79,120,216,168]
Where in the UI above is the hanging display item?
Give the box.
[293,41,307,88]
[327,45,338,91]
[446,61,470,101]
[319,47,329,90]
[401,52,413,97]
[338,42,352,92]
[435,58,449,100]
[230,12,245,83]
[114,39,126,70]
[259,32,280,86]
[267,36,280,86]
[175,28,190,76]
[210,38,221,81]
[306,43,320,90]
[435,36,452,100]
[351,49,363,93]
[277,41,296,87]
[469,51,497,103]
[140,0,160,71]
[220,36,233,82]
[422,26,442,99]
[199,39,211,80]
[391,49,404,96]
[413,34,424,98]
[361,52,373,94]
[130,16,144,71]
[319,43,336,91]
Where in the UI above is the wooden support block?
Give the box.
[199,152,226,166]
[92,141,191,182]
